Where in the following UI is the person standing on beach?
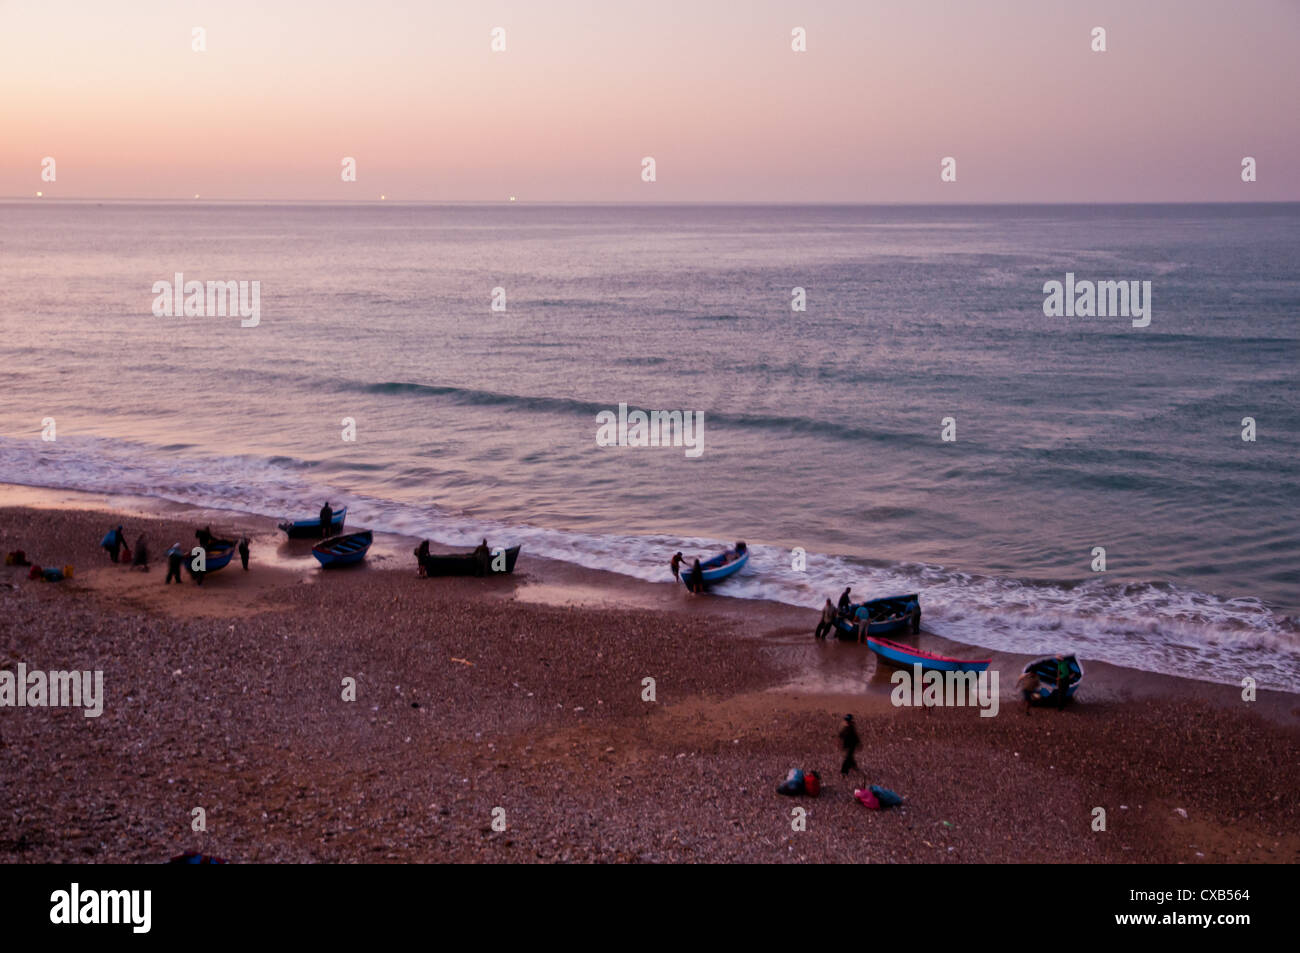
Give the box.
[131,533,149,571]
[165,542,184,584]
[687,558,704,594]
[320,502,333,538]
[1055,656,1071,710]
[837,587,853,615]
[414,540,430,576]
[838,714,862,778]
[815,598,837,639]
[238,537,250,571]
[670,551,684,581]
[102,525,127,563]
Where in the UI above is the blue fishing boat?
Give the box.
[312,530,373,568]
[1022,654,1084,704]
[679,543,749,591]
[278,506,347,539]
[832,594,921,640]
[866,636,991,673]
[184,538,237,578]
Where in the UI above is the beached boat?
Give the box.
[1022,654,1084,704]
[311,530,373,568]
[679,544,749,591]
[866,636,991,673]
[832,594,921,640]
[418,544,520,577]
[184,538,237,576]
[278,506,347,539]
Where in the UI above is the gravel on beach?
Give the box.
[1,505,1297,863]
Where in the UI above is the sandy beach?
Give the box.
[1,489,1297,864]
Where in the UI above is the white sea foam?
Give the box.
[2,436,1297,693]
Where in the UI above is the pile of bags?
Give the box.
[776,768,821,797]
[853,785,904,810]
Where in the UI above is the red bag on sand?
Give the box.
[804,771,821,797]
[854,788,880,809]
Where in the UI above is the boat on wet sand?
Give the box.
[833,594,921,639]
[278,506,346,538]
[311,530,373,568]
[866,636,991,673]
[418,544,520,577]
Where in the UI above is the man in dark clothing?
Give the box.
[687,558,704,594]
[320,503,333,538]
[196,526,213,549]
[414,540,430,576]
[103,525,127,563]
[1055,656,1071,710]
[165,543,184,584]
[814,598,837,639]
[838,713,862,777]
[238,537,250,571]
[473,538,490,575]
[837,587,853,615]
[670,551,684,581]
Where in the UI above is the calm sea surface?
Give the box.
[2,202,1297,688]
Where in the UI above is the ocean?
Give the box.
[2,201,1297,689]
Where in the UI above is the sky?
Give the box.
[1,0,1297,202]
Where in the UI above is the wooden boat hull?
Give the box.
[1022,654,1084,703]
[312,530,373,568]
[679,547,749,590]
[279,506,347,539]
[832,594,921,639]
[419,544,520,577]
[866,636,990,673]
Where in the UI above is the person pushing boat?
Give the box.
[1055,655,1071,709]
[1016,668,1040,714]
[837,587,853,615]
[814,598,836,640]
[670,551,684,581]
[687,558,704,593]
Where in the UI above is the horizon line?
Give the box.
[7,197,1300,208]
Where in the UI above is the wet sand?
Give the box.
[1,488,1297,863]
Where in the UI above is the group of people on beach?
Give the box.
[101,523,250,583]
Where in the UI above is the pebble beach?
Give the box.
[2,497,1297,864]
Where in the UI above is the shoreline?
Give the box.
[2,481,1296,709]
[2,490,1297,862]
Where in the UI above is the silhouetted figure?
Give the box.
[839,713,861,777]
[165,543,184,584]
[670,551,684,580]
[814,598,836,639]
[688,558,704,593]
[196,526,213,549]
[1055,656,1071,710]
[837,587,853,615]
[238,537,250,571]
[320,503,333,538]
[102,525,127,563]
[132,534,149,571]
[414,540,430,576]
[473,538,490,576]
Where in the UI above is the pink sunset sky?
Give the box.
[2,0,1297,202]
